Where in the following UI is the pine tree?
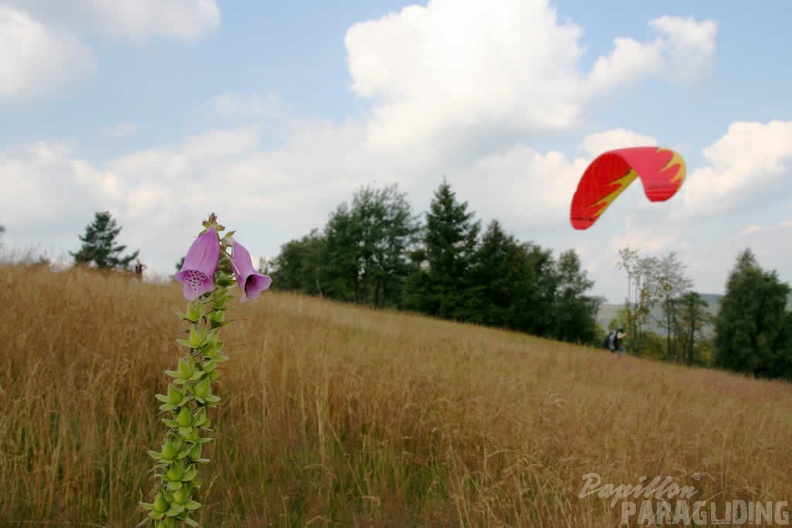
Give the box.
[466,220,527,327]
[404,180,480,319]
[71,211,139,270]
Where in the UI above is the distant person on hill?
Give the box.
[604,327,626,357]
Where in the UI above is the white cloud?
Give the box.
[738,225,763,236]
[0,6,96,104]
[580,129,657,157]
[0,0,217,104]
[587,16,717,94]
[0,142,117,225]
[610,232,678,254]
[586,37,662,95]
[345,2,716,160]
[648,16,717,85]
[107,128,261,184]
[724,221,792,282]
[345,0,586,156]
[681,120,792,216]
[2,0,220,41]
[452,145,585,230]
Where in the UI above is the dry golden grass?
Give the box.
[0,263,790,527]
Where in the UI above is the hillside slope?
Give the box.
[2,264,791,527]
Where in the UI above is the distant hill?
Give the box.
[598,291,792,336]
[596,292,723,336]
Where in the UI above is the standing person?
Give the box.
[604,327,627,357]
[134,259,146,279]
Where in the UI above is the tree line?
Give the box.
[270,181,603,346]
[611,246,792,381]
[17,193,789,382]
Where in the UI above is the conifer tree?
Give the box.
[71,211,139,270]
[404,180,480,319]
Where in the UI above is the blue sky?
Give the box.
[1,0,791,303]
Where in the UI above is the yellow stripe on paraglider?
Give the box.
[658,147,686,187]
[588,169,639,221]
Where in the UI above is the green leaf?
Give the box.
[183,428,201,443]
[204,394,221,405]
[178,426,195,437]
[202,360,217,373]
[184,516,200,527]
[171,486,190,505]
[147,450,163,461]
[188,327,206,348]
[177,358,194,380]
[216,275,236,287]
[193,408,208,427]
[166,480,183,492]
[187,302,203,323]
[193,377,212,399]
[164,502,185,517]
[176,407,193,428]
[166,463,185,482]
[153,492,169,514]
[161,418,180,428]
[184,500,202,511]
[182,467,199,481]
[161,438,183,461]
[167,384,184,403]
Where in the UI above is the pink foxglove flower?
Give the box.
[230,241,272,300]
[174,226,220,301]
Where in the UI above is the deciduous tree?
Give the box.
[714,249,792,380]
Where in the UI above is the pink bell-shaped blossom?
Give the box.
[174,226,220,301]
[230,241,272,300]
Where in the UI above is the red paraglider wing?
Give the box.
[569,146,686,230]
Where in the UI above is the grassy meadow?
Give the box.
[1,263,791,527]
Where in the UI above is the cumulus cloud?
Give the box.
[587,16,717,94]
[346,0,586,157]
[579,129,658,157]
[1,0,220,41]
[681,120,792,216]
[345,1,716,160]
[0,1,217,104]
[648,16,717,85]
[0,142,118,225]
[107,128,261,189]
[0,6,96,104]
